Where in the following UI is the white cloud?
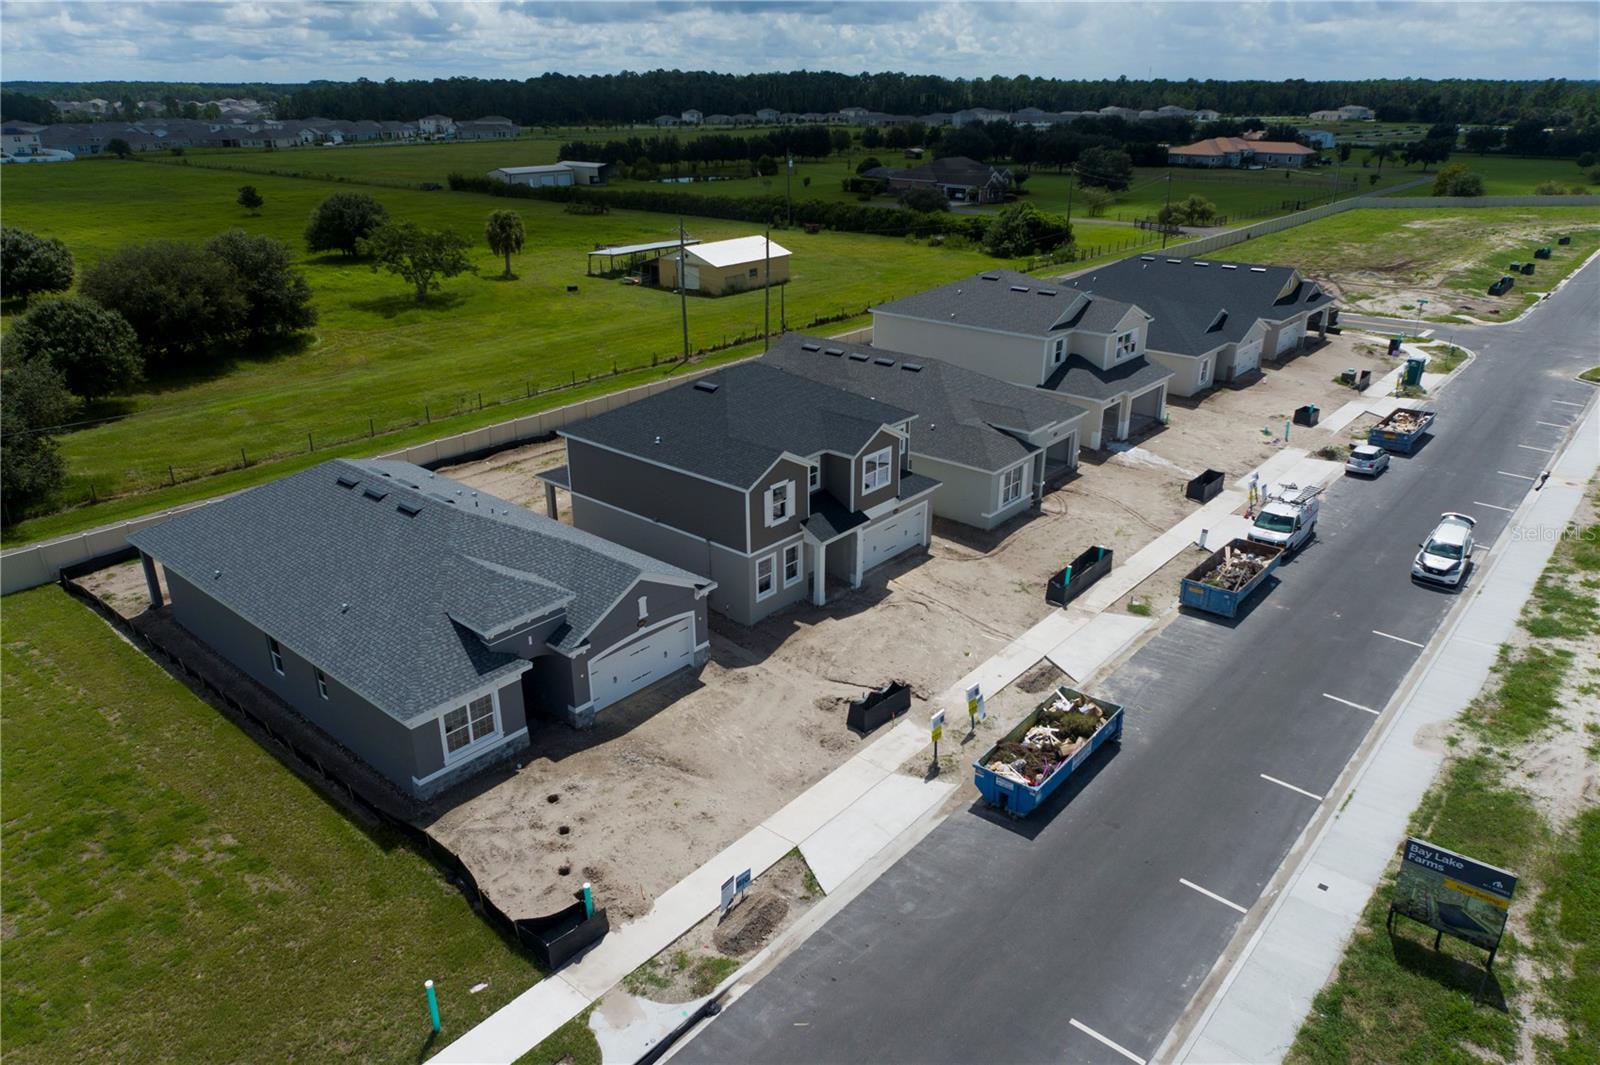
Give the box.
[0,1,1595,83]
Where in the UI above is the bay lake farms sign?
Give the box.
[1390,837,1518,956]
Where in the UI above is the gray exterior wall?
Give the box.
[566,438,748,551]
[744,535,811,624]
[526,653,584,723]
[749,456,812,554]
[872,313,1048,387]
[1145,349,1214,397]
[582,577,706,662]
[855,427,903,511]
[407,676,529,799]
[819,452,853,505]
[907,454,1030,530]
[825,532,858,583]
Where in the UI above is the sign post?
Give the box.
[966,683,985,735]
[1389,837,1517,998]
[929,708,946,769]
[719,875,736,915]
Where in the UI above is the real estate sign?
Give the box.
[1392,837,1518,953]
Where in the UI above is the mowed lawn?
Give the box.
[0,159,1000,506]
[0,586,540,1064]
[1221,206,1600,300]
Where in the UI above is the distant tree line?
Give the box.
[559,125,840,170]
[270,72,1599,127]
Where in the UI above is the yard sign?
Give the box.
[1389,837,1517,960]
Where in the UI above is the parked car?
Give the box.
[1412,512,1476,586]
[1345,444,1391,477]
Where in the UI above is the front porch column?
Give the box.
[851,533,864,589]
[810,541,826,606]
[544,481,560,521]
[140,551,163,608]
[1117,396,1133,440]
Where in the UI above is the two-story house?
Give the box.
[541,363,940,625]
[871,270,1173,449]
[763,334,1091,531]
[1058,256,1338,395]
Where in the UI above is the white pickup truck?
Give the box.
[1248,483,1323,554]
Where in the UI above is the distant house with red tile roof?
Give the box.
[1168,136,1316,169]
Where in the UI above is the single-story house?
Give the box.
[1168,136,1314,168]
[1298,129,1336,149]
[1057,255,1337,395]
[1310,105,1375,121]
[764,334,1091,530]
[704,113,733,126]
[127,459,716,798]
[871,269,1173,449]
[866,155,1012,203]
[540,363,940,626]
[654,114,679,126]
[755,108,780,123]
[655,235,790,296]
[456,119,516,141]
[488,160,608,187]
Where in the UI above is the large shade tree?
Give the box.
[358,222,474,302]
[1,297,142,401]
[304,192,389,256]
[1,227,75,304]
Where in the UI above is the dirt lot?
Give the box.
[73,333,1384,924]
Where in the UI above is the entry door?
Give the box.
[588,616,694,712]
[684,265,701,291]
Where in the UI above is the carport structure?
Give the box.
[586,237,700,277]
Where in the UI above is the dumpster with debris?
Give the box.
[1368,407,1435,454]
[973,685,1124,818]
[1180,537,1285,618]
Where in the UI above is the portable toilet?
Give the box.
[1404,355,1427,387]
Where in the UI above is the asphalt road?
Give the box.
[675,260,1599,1065]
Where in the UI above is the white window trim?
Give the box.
[637,594,649,621]
[862,447,893,494]
[438,690,503,767]
[764,479,794,528]
[315,669,330,700]
[808,463,820,492]
[267,636,284,676]
[755,552,778,601]
[1053,337,1065,365]
[1199,359,1212,385]
[1000,464,1025,507]
[782,542,803,587]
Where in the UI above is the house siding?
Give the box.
[749,456,812,554]
[819,453,854,507]
[407,676,529,797]
[1145,349,1213,397]
[855,427,903,511]
[582,578,706,661]
[907,454,1016,529]
[744,537,811,624]
[566,438,748,551]
[871,314,1046,387]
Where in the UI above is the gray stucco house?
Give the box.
[871,270,1173,448]
[1058,255,1338,396]
[540,362,940,626]
[127,459,715,799]
[762,334,1090,531]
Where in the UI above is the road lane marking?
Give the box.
[1179,878,1250,914]
[1261,774,1325,801]
[1552,399,1586,408]
[1473,500,1515,512]
[1537,421,1568,429]
[1068,1019,1148,1065]
[1323,692,1381,715]
[1499,471,1538,480]
[1518,444,1556,453]
[1373,629,1426,649]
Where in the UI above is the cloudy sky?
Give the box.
[2,1,1596,84]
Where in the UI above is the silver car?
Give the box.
[1412,512,1476,586]
[1345,444,1391,477]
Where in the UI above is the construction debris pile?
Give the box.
[1385,410,1428,435]
[1200,545,1274,591]
[984,692,1107,788]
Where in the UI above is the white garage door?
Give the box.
[1274,319,1305,355]
[589,615,694,712]
[861,504,925,571]
[1234,338,1263,376]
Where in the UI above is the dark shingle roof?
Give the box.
[128,459,707,722]
[874,269,1141,338]
[1060,255,1330,357]
[561,362,915,489]
[764,334,1090,473]
[1042,354,1174,402]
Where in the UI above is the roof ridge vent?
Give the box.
[980,273,1000,280]
[800,341,821,352]
[1194,261,1210,267]
[1140,255,1155,261]
[1220,263,1237,270]
[824,346,844,356]
[693,380,720,393]
[847,351,870,361]
[335,474,360,488]
[1009,285,1030,292]
[873,356,895,366]
[1166,258,1182,264]
[396,501,422,517]
[1036,288,1056,296]
[362,487,388,501]
[1250,266,1267,272]
[902,362,923,372]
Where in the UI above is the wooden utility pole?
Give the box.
[1161,172,1174,249]
[763,224,772,351]
[678,217,689,362]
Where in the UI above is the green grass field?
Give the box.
[0,585,541,1063]
[0,158,1001,533]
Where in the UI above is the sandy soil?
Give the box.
[77,557,161,619]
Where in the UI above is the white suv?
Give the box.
[1412,513,1476,586]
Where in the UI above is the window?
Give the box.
[1001,465,1025,507]
[782,543,803,586]
[637,595,649,621]
[267,636,284,676]
[862,447,893,494]
[756,554,777,600]
[1053,337,1065,365]
[315,669,330,700]
[1115,331,1138,360]
[1199,360,1211,385]
[765,480,793,526]
[443,694,498,757]
[808,463,820,492]
[748,267,759,278]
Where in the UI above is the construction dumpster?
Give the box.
[1045,545,1114,607]
[973,685,1124,818]
[1179,537,1284,618]
[1368,408,1435,453]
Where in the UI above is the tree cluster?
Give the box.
[558,125,836,172]
[1157,195,1220,226]
[1431,164,1485,197]
[982,202,1071,258]
[1,227,75,304]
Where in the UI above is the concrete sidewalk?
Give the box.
[1322,339,1464,435]
[1170,396,1599,1064]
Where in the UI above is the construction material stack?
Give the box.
[1180,537,1285,617]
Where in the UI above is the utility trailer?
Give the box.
[1180,537,1284,618]
[973,686,1124,819]
[1368,408,1436,454]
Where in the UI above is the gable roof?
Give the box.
[1170,136,1314,157]
[1042,353,1174,402]
[873,268,1142,338]
[1059,255,1330,357]
[561,362,914,489]
[764,334,1090,473]
[873,155,1010,187]
[128,459,707,722]
[685,235,790,268]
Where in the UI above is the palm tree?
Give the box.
[1370,143,1395,171]
[484,210,526,279]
